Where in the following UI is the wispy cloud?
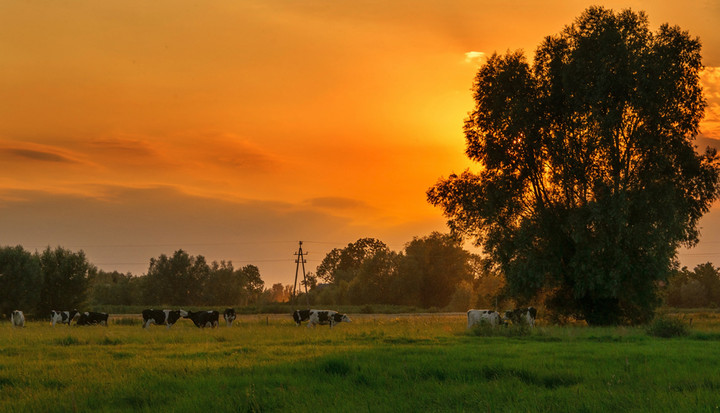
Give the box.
[90,137,160,158]
[0,146,80,164]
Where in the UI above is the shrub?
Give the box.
[647,317,689,338]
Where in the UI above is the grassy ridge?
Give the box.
[1,314,720,412]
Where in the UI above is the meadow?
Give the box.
[1,312,720,412]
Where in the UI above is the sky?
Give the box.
[1,1,719,286]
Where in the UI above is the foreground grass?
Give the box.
[1,314,720,412]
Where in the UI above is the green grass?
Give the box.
[2,314,720,412]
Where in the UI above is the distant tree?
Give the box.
[665,262,720,307]
[316,238,390,284]
[144,250,210,306]
[268,283,287,303]
[428,7,720,324]
[397,232,474,308]
[88,270,140,306]
[301,271,318,291]
[691,262,720,307]
[0,245,43,317]
[237,264,264,306]
[203,261,241,305]
[347,248,398,305]
[38,246,91,313]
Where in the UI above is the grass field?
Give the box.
[2,313,720,412]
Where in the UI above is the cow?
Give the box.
[185,310,219,328]
[51,310,79,327]
[10,310,25,328]
[142,309,187,329]
[76,311,109,326]
[307,309,351,328]
[504,307,537,327]
[292,309,311,326]
[467,309,502,329]
[223,308,236,327]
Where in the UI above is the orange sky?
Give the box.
[1,1,719,285]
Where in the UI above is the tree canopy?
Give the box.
[428,7,720,324]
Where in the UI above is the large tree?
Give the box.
[428,7,720,324]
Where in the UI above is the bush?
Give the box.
[646,317,689,338]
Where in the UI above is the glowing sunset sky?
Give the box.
[1,1,719,285]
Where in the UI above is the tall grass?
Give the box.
[1,314,720,412]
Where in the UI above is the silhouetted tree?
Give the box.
[38,246,91,313]
[665,262,720,307]
[397,232,474,308]
[0,245,43,317]
[347,248,398,304]
[428,7,720,324]
[144,250,210,306]
[237,264,264,306]
[203,260,240,305]
[316,238,391,284]
[88,270,141,306]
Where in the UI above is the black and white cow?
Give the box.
[503,307,537,327]
[467,309,502,329]
[185,310,219,328]
[223,308,236,327]
[51,310,79,327]
[142,309,187,329]
[10,310,25,328]
[292,309,311,326]
[307,309,351,328]
[76,311,109,326]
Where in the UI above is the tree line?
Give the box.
[2,238,716,321]
[665,263,720,308]
[0,246,265,318]
[1,234,498,318]
[299,233,500,310]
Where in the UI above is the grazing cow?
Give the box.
[292,309,311,326]
[185,310,219,328]
[10,310,25,328]
[51,310,79,327]
[467,309,502,329]
[142,309,187,329]
[76,311,109,326]
[504,307,537,327]
[223,308,236,327]
[307,309,351,328]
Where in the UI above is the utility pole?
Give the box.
[291,241,309,306]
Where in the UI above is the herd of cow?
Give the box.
[7,307,536,329]
[6,308,239,329]
[6,308,351,329]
